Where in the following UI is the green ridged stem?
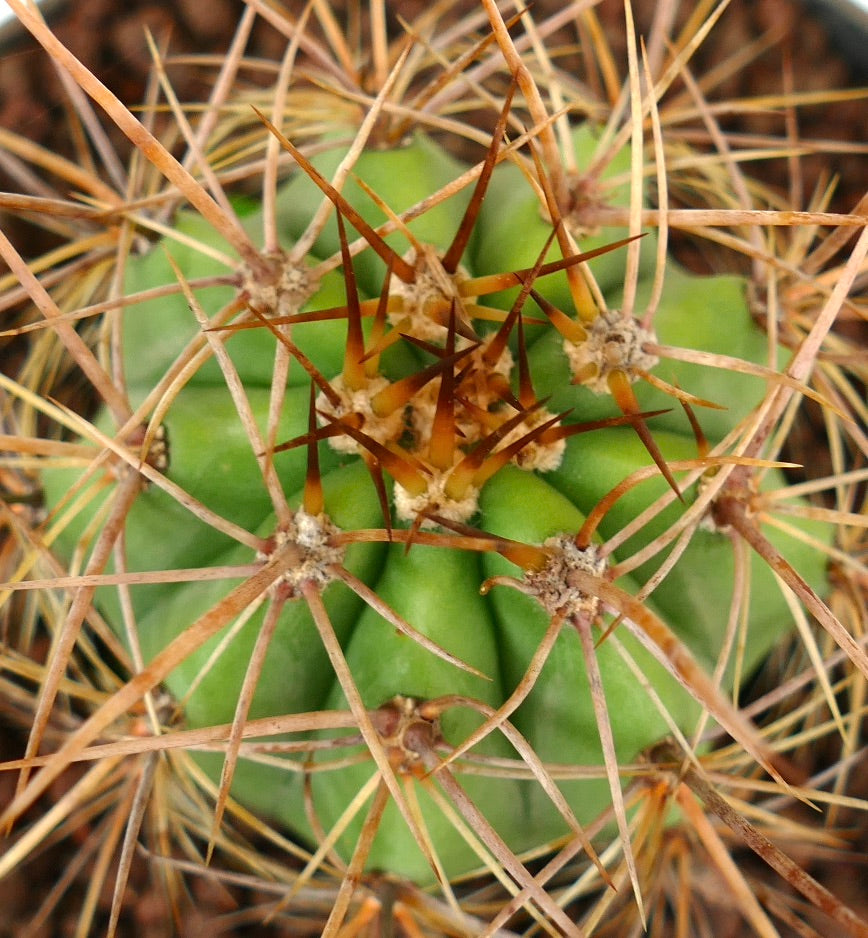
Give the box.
[42,129,831,883]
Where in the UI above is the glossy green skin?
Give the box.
[274,131,471,296]
[472,124,657,308]
[44,131,829,883]
[122,211,352,390]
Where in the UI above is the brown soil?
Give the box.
[1,0,865,228]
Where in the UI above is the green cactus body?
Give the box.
[472,124,658,308]
[43,129,829,883]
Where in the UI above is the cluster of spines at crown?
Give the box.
[240,83,674,566]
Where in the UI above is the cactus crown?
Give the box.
[1,2,866,935]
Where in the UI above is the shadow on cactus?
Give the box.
[1,1,866,935]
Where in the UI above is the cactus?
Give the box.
[1,2,866,935]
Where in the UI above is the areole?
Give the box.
[42,125,830,882]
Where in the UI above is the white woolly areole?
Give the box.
[564,308,658,394]
[406,392,439,448]
[477,339,513,378]
[498,407,566,473]
[388,246,471,341]
[393,469,479,527]
[258,510,345,597]
[241,251,317,319]
[317,374,406,454]
[460,341,514,412]
[525,536,607,618]
[407,343,515,448]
